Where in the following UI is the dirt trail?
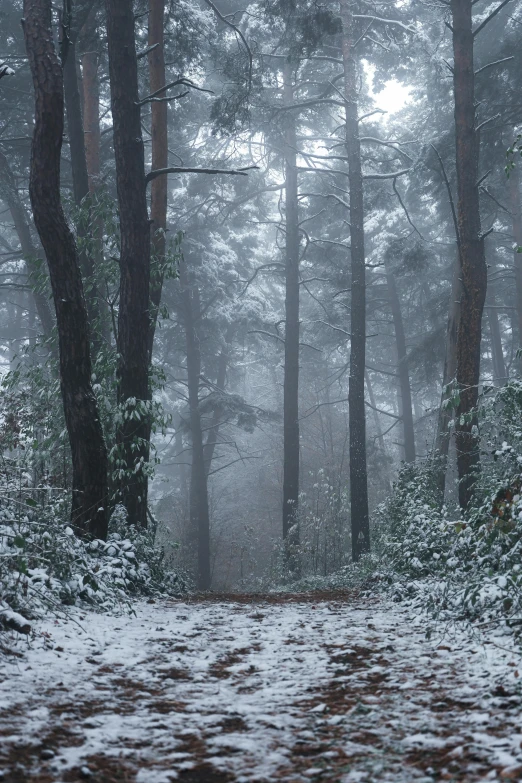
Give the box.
[0,592,521,782]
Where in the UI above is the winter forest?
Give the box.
[2,0,522,780]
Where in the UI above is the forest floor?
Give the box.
[1,592,522,783]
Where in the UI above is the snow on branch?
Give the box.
[475,56,514,75]
[353,14,416,34]
[473,0,514,36]
[145,165,259,185]
[137,78,213,106]
[0,62,15,80]
[362,168,410,180]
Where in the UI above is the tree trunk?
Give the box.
[81,41,111,346]
[80,51,100,194]
[508,164,522,351]
[341,0,370,560]
[386,267,415,463]
[63,36,90,205]
[0,149,54,340]
[451,0,487,510]
[435,252,461,505]
[282,62,300,570]
[181,263,211,590]
[365,370,391,494]
[23,0,109,540]
[484,243,506,386]
[147,0,168,360]
[62,15,104,354]
[487,306,506,386]
[204,341,229,479]
[106,0,152,528]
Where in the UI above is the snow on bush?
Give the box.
[0,499,183,627]
[372,381,522,626]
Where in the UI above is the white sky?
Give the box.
[364,61,412,117]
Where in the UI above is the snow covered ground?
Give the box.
[1,593,522,782]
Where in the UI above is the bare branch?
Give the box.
[475,56,514,75]
[365,401,401,419]
[473,0,513,36]
[145,165,258,184]
[137,43,159,60]
[392,177,425,240]
[358,109,387,122]
[363,168,410,180]
[475,113,501,133]
[430,143,460,253]
[137,77,213,106]
[353,14,416,33]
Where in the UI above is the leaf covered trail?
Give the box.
[1,593,522,782]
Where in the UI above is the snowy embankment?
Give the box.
[0,594,522,782]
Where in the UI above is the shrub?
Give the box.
[0,495,184,627]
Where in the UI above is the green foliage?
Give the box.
[0,490,184,621]
[374,381,522,626]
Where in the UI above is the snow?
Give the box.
[0,595,521,781]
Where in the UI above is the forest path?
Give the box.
[1,592,522,783]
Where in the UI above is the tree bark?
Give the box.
[62,8,104,354]
[341,0,370,560]
[81,49,101,194]
[0,149,55,340]
[282,62,300,569]
[106,0,151,527]
[80,39,111,346]
[147,0,168,360]
[63,36,90,205]
[435,252,461,505]
[508,164,522,351]
[365,369,391,494]
[23,0,109,540]
[451,0,487,510]
[487,305,506,386]
[386,267,415,463]
[181,263,211,590]
[204,340,229,479]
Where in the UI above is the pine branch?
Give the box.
[145,165,258,184]
[202,0,253,90]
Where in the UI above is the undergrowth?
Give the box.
[0,489,184,633]
[268,381,522,635]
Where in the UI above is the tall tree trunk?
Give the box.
[365,370,391,494]
[106,0,151,528]
[386,267,415,463]
[0,149,54,339]
[282,62,300,569]
[509,164,522,351]
[62,8,103,353]
[81,49,101,193]
[341,0,370,560]
[81,40,111,346]
[487,306,506,386]
[204,341,229,479]
[435,252,461,505]
[147,0,168,359]
[23,0,109,539]
[181,263,211,590]
[451,0,487,510]
[63,36,90,205]
[485,243,506,386]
